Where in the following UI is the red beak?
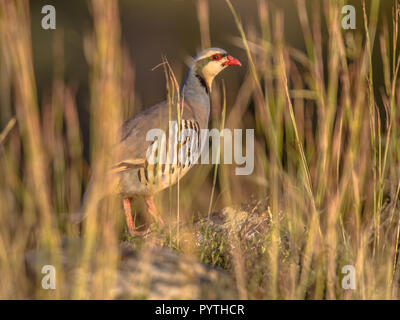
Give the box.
[225,55,242,66]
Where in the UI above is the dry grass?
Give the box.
[1,0,400,299]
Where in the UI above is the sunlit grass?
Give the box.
[1,0,400,299]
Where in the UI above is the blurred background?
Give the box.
[27,0,395,107]
[2,0,400,299]
[24,0,396,211]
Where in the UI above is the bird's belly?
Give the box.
[118,169,149,196]
[118,163,194,197]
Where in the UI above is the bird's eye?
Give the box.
[211,54,222,61]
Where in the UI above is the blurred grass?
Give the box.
[1,0,400,299]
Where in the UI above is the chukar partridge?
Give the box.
[113,47,241,235]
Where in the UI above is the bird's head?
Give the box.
[192,47,241,91]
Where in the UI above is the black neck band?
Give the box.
[195,74,209,94]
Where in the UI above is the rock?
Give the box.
[25,238,237,299]
[116,246,236,299]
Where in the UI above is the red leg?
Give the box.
[123,198,146,236]
[145,196,165,226]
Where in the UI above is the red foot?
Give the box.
[145,197,165,226]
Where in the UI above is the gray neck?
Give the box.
[181,67,211,127]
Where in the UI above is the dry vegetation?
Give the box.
[1,0,400,299]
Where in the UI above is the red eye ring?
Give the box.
[211,54,222,61]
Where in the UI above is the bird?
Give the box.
[112,47,241,236]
